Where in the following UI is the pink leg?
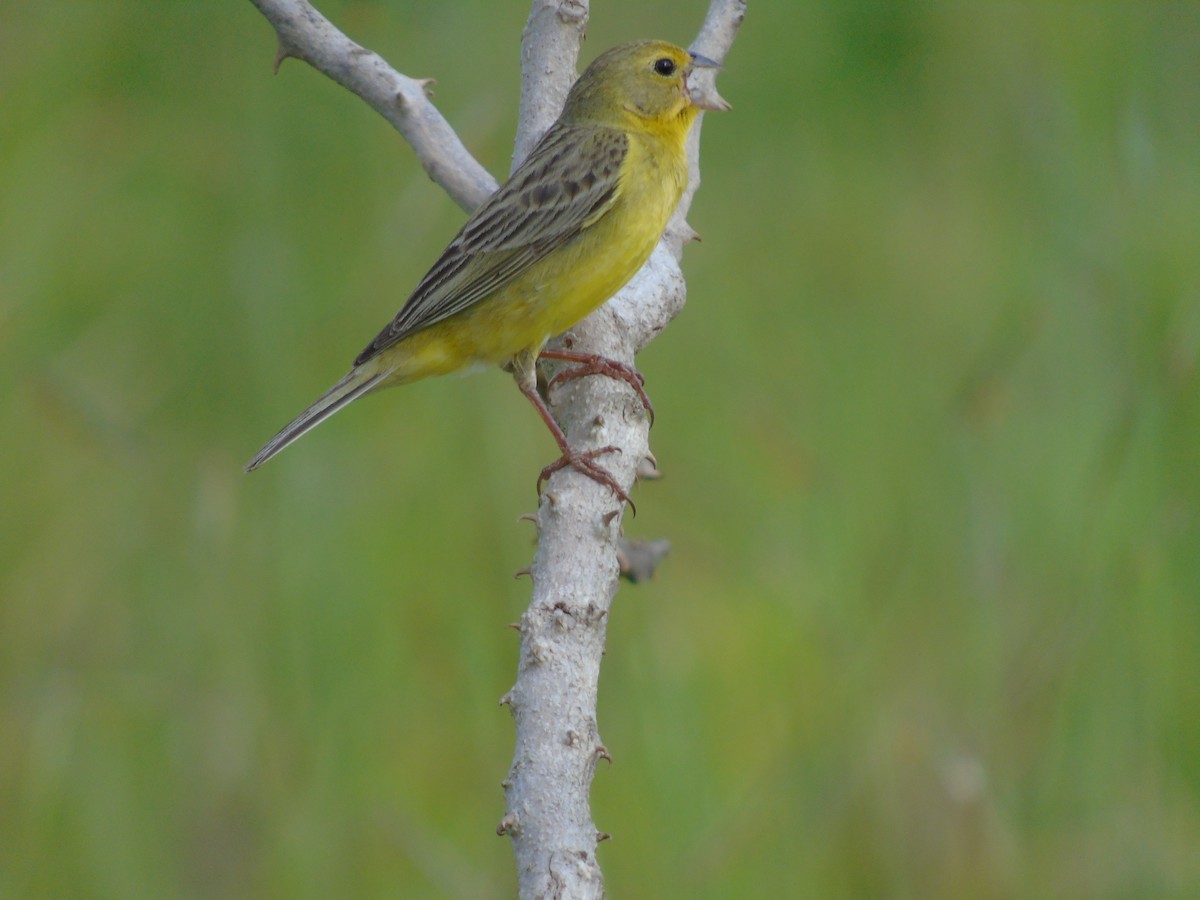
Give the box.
[517,378,633,510]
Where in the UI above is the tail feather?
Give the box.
[244,368,390,472]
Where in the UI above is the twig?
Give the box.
[249,0,497,211]
[513,0,591,169]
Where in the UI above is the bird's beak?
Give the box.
[686,51,731,111]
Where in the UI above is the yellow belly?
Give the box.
[374,131,687,385]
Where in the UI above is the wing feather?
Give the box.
[354,125,629,366]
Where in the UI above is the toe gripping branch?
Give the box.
[539,349,655,426]
[516,349,656,511]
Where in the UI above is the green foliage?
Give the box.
[3,1,1198,896]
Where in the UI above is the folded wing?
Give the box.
[355,125,629,366]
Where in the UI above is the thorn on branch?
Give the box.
[273,40,299,74]
[556,0,588,25]
[392,79,435,115]
[617,538,671,583]
[496,813,519,836]
[637,455,662,481]
[551,600,576,630]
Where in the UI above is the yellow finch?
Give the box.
[245,40,726,501]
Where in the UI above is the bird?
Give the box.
[245,39,727,504]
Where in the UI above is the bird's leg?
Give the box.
[538,348,655,426]
[511,350,632,509]
[526,388,632,510]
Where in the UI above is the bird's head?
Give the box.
[562,40,730,133]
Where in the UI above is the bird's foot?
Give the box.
[537,444,634,512]
[539,350,655,425]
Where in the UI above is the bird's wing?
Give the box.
[354,124,629,366]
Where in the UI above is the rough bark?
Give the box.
[501,5,743,894]
[248,0,497,211]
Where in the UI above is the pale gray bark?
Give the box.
[513,0,590,169]
[504,5,742,895]
[246,1,744,896]
[248,0,497,211]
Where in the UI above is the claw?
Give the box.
[516,351,637,513]
[539,349,655,426]
[536,444,635,513]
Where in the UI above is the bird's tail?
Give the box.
[244,366,391,472]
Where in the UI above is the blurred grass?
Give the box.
[2,1,1199,897]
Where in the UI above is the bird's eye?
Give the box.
[653,57,676,77]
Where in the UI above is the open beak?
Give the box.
[686,51,731,111]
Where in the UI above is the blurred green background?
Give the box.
[3,1,1198,897]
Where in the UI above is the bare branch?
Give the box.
[502,3,744,897]
[249,0,497,211]
[676,0,746,239]
[513,1,590,169]
[690,0,747,72]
